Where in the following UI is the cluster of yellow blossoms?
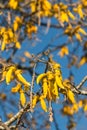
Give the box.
[0,16,38,51]
[32,60,76,112]
[2,59,86,117]
[13,16,22,32]
[7,0,87,43]
[64,25,87,42]
[3,65,30,106]
[26,24,38,38]
[62,99,87,116]
[0,27,21,51]
[30,0,75,23]
[8,0,23,9]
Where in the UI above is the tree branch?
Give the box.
[0,102,30,129]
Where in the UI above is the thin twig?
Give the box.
[76,76,87,89]
[30,63,36,111]
[4,102,30,126]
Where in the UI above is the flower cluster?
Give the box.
[32,59,76,112]
[0,27,21,51]
[3,65,30,106]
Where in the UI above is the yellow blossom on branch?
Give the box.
[19,89,26,106]
[59,46,69,57]
[8,0,19,9]
[11,83,22,93]
[36,59,76,112]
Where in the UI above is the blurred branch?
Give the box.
[76,76,87,89]
[72,76,87,95]
[0,102,30,129]
[0,121,10,130]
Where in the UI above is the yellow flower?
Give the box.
[32,95,39,108]
[20,89,26,106]
[40,97,47,112]
[60,11,69,23]
[8,0,18,9]
[67,90,76,104]
[6,66,16,85]
[13,16,22,31]
[59,46,69,57]
[15,42,21,49]
[15,69,30,86]
[11,83,21,93]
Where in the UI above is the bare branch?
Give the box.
[4,102,30,127]
[0,121,10,130]
[71,76,87,95]
[76,76,87,89]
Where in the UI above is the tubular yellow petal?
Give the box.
[13,21,18,31]
[72,103,78,113]
[32,95,39,108]
[75,33,82,42]
[61,11,69,23]
[20,91,26,106]
[40,98,47,112]
[1,41,6,51]
[15,41,21,49]
[6,66,16,85]
[17,74,30,86]
[11,83,21,93]
[78,6,83,18]
[42,0,52,10]
[15,70,30,86]
[47,71,54,80]
[62,106,74,116]
[83,104,87,112]
[67,90,76,104]
[36,73,47,84]
[52,82,59,97]
[42,78,48,98]
[78,28,87,35]
[47,81,52,101]
[55,76,64,89]
[68,11,75,20]
[8,0,18,9]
